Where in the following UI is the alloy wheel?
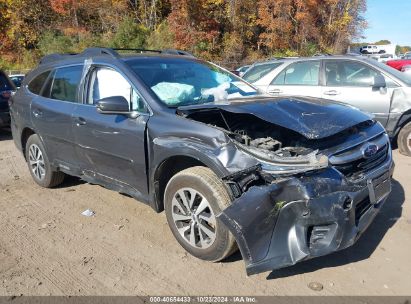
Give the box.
[28,144,46,181]
[171,187,216,249]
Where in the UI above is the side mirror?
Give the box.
[96,96,130,115]
[373,75,386,89]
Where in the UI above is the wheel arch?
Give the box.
[152,155,207,213]
[20,127,36,159]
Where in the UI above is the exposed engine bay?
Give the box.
[178,108,332,165]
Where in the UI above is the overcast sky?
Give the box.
[363,0,411,46]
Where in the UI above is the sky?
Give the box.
[362,0,411,46]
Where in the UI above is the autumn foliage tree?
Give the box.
[0,0,368,69]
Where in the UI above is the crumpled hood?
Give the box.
[178,96,372,139]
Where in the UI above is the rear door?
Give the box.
[31,65,83,167]
[266,60,322,97]
[72,66,150,196]
[321,60,395,126]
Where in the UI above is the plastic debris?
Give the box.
[81,209,95,217]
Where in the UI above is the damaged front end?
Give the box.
[178,98,394,275]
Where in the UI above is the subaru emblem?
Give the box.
[362,144,379,158]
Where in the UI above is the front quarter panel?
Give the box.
[147,112,259,180]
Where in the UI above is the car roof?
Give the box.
[250,55,371,67]
[38,48,196,68]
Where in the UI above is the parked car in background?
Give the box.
[243,55,411,156]
[0,70,16,128]
[360,45,386,54]
[9,74,25,89]
[387,59,411,71]
[10,48,393,275]
[235,65,250,77]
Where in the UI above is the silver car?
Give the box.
[243,56,411,156]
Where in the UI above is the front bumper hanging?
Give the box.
[218,156,394,276]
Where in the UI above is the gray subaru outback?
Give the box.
[10,48,394,275]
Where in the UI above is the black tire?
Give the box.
[25,134,65,188]
[398,122,411,156]
[164,166,237,262]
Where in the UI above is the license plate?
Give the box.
[367,172,391,204]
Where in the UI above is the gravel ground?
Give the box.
[0,128,410,296]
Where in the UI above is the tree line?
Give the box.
[0,0,367,69]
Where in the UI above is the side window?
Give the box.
[326,61,379,87]
[242,62,283,83]
[271,61,320,86]
[28,71,51,95]
[88,68,148,113]
[50,66,83,102]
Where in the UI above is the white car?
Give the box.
[243,55,411,155]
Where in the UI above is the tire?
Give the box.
[25,134,65,188]
[398,122,411,156]
[164,166,237,262]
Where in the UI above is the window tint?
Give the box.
[243,62,283,83]
[50,66,83,102]
[88,68,148,113]
[272,61,320,86]
[0,72,15,91]
[28,71,50,95]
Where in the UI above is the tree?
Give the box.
[374,40,391,45]
[316,0,367,53]
[167,0,221,57]
[257,0,320,54]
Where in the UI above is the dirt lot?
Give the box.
[0,128,410,296]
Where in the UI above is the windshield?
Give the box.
[369,59,411,86]
[127,58,260,107]
[243,62,284,83]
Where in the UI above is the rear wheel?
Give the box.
[25,134,65,188]
[164,166,237,261]
[398,122,411,156]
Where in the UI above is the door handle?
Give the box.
[74,117,87,126]
[323,90,340,96]
[32,109,43,117]
[268,89,283,94]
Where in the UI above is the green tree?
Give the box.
[110,17,149,49]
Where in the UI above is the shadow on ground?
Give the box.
[266,179,404,280]
[0,128,12,141]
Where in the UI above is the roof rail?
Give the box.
[113,48,195,57]
[39,47,195,65]
[112,48,162,54]
[39,47,119,65]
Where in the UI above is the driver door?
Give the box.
[72,66,150,196]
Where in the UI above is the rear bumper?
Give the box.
[218,151,394,275]
[0,111,10,127]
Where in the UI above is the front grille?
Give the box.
[355,196,372,225]
[330,134,389,178]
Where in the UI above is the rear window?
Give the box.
[50,66,83,102]
[243,62,283,83]
[0,72,15,91]
[28,71,51,95]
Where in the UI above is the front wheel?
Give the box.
[25,134,65,188]
[398,122,411,156]
[164,166,237,261]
